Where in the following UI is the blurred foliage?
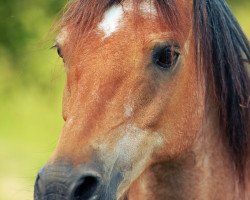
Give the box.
[0,0,65,62]
[0,0,249,200]
[0,0,66,96]
[0,1,67,199]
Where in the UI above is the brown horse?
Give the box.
[34,0,250,199]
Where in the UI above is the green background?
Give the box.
[0,1,249,199]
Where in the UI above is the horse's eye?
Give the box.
[56,46,63,58]
[51,44,64,59]
[153,45,180,70]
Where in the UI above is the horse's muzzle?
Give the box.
[34,162,120,200]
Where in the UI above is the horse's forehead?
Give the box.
[56,1,157,47]
[56,0,193,68]
[57,0,192,46]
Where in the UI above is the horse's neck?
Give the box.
[129,114,246,200]
[151,142,239,199]
[187,116,242,200]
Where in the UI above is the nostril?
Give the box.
[71,175,100,200]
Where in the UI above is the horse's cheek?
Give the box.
[157,65,205,158]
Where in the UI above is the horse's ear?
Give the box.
[193,0,250,182]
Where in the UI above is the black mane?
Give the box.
[194,0,250,182]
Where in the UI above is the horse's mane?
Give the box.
[60,0,250,183]
[194,0,250,183]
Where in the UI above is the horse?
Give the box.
[34,0,250,199]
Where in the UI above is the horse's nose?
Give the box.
[34,163,102,200]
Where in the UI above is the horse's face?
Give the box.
[35,1,205,199]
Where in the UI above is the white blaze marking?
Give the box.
[115,124,163,164]
[56,28,69,45]
[98,5,124,38]
[95,124,163,199]
[124,105,134,117]
[116,124,163,198]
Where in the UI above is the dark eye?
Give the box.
[152,45,180,70]
[56,46,63,59]
[51,43,64,59]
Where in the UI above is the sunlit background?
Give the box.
[0,0,249,199]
